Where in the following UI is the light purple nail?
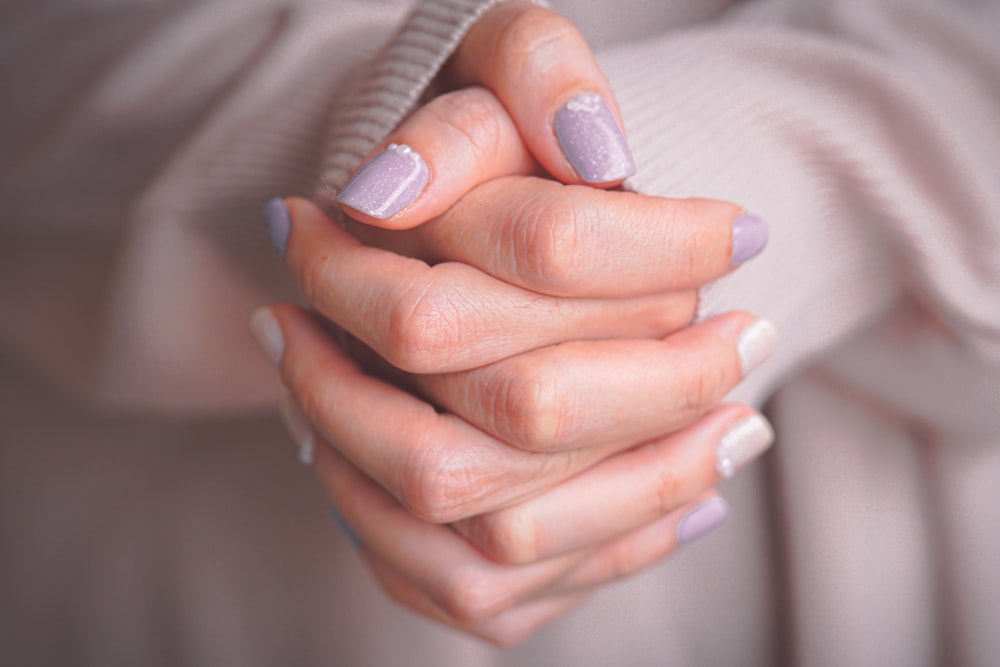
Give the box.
[263,197,291,258]
[554,93,636,183]
[731,214,769,265]
[677,497,729,545]
[337,143,429,219]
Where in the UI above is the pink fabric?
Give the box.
[1,0,999,664]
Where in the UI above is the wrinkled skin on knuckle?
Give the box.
[384,266,469,373]
[512,190,592,292]
[467,509,540,566]
[494,6,582,81]
[428,88,505,166]
[437,564,509,625]
[396,443,483,524]
[491,357,571,451]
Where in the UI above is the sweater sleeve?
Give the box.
[0,0,506,412]
[593,0,1000,437]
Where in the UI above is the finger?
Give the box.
[402,177,767,298]
[277,197,696,374]
[336,86,537,228]
[414,312,778,452]
[554,491,729,592]
[365,553,588,647]
[452,408,771,564]
[258,302,620,523]
[448,3,635,186]
[309,433,592,625]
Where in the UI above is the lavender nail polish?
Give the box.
[554,93,636,183]
[263,197,291,258]
[338,143,429,219]
[677,497,729,545]
[328,506,363,549]
[731,214,769,265]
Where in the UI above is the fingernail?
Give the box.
[263,197,291,258]
[738,318,777,376]
[328,506,363,549]
[554,92,636,183]
[731,214,769,265]
[716,414,775,479]
[337,143,429,219]
[249,307,284,366]
[677,497,729,545]
[278,395,315,466]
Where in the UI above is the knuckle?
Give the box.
[495,6,581,72]
[438,565,505,624]
[492,358,572,451]
[468,510,539,565]
[293,370,332,427]
[599,543,642,583]
[427,88,505,161]
[384,267,464,373]
[512,192,590,291]
[652,467,684,517]
[396,444,477,524]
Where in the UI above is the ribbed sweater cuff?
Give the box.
[313,0,523,214]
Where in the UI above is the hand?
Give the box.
[254,2,774,643]
[255,300,773,646]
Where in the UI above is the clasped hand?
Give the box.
[251,3,775,645]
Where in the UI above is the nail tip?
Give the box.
[337,143,428,219]
[555,93,636,184]
[328,506,363,549]
[731,213,770,265]
[677,497,729,545]
[738,319,778,376]
[263,197,291,257]
[716,414,776,479]
[249,307,284,366]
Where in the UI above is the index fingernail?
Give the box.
[554,93,636,183]
[338,143,429,219]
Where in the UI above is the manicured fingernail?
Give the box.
[249,307,284,366]
[263,197,291,258]
[554,92,636,183]
[677,497,729,545]
[337,143,429,219]
[731,214,769,265]
[278,395,315,466]
[328,506,363,549]
[716,414,775,479]
[738,318,777,376]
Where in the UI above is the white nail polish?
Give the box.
[716,414,775,479]
[249,307,285,367]
[737,319,777,376]
[278,395,315,466]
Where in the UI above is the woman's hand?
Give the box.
[254,2,774,643]
[252,301,773,646]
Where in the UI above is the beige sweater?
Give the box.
[1,0,999,665]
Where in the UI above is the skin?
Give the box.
[257,2,773,645]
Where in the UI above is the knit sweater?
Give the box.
[1,1,999,665]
